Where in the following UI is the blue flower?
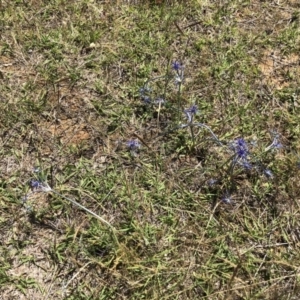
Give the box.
[268,137,282,151]
[184,105,198,123]
[185,105,198,115]
[265,132,283,151]
[172,61,184,86]
[29,179,42,190]
[234,138,248,159]
[229,138,252,170]
[28,179,52,192]
[172,61,182,71]
[273,139,282,149]
[126,139,141,151]
[141,95,151,104]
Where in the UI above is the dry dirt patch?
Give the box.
[259,49,299,90]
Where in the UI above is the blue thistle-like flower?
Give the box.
[172,61,184,86]
[29,179,42,190]
[273,138,282,149]
[265,131,283,151]
[28,179,52,192]
[185,105,198,115]
[235,138,248,159]
[184,105,198,123]
[126,139,141,151]
[141,95,151,104]
[229,138,252,171]
[267,137,282,151]
[172,61,182,71]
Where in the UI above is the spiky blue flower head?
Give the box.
[141,95,151,104]
[28,179,52,192]
[185,105,198,115]
[184,105,198,123]
[265,131,283,151]
[172,61,182,71]
[234,138,249,159]
[29,179,41,190]
[172,61,184,86]
[126,139,141,151]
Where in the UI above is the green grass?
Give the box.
[1,0,300,299]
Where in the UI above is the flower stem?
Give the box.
[51,189,119,245]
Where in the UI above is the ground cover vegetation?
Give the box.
[1,0,300,299]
